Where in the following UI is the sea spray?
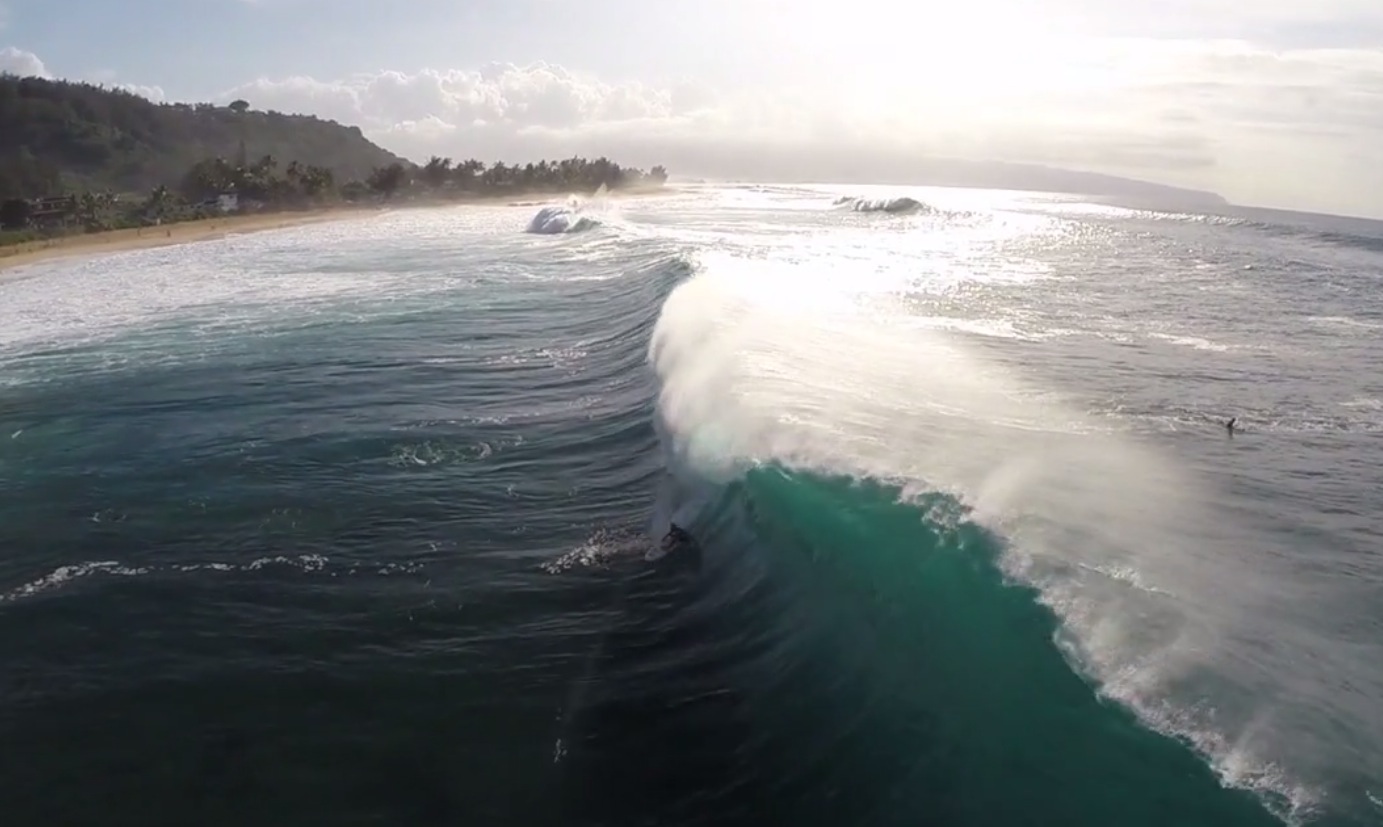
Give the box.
[525,191,618,235]
[834,195,933,214]
[647,248,1307,818]
[526,204,600,235]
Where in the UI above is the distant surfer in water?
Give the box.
[662,523,693,551]
[1225,416,1237,436]
[646,522,695,562]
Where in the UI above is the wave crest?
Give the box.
[644,249,1311,822]
[527,203,601,235]
[833,195,933,214]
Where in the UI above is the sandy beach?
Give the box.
[0,186,680,279]
[0,208,373,277]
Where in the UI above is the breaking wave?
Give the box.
[607,249,1311,825]
[527,204,601,234]
[833,195,933,214]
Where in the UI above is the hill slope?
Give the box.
[0,74,410,199]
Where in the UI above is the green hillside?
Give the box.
[0,73,410,199]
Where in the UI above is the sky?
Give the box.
[4,0,1383,217]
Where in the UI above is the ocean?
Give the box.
[0,183,1380,826]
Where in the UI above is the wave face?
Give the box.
[527,203,600,234]
[2,186,1382,826]
[834,194,932,213]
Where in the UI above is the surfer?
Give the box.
[1225,416,1237,436]
[646,522,695,562]
[662,522,693,551]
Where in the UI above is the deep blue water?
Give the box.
[1,185,1381,826]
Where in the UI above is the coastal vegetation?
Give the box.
[0,73,668,246]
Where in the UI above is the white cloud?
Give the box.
[0,46,48,78]
[223,63,687,135]
[214,41,1383,216]
[84,67,166,101]
[114,82,166,102]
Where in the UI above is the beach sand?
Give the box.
[0,208,375,277]
[0,186,681,279]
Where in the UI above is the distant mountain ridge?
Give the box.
[0,74,410,198]
[663,143,1229,209]
[906,157,1229,208]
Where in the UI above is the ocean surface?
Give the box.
[1,183,1381,826]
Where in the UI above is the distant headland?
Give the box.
[0,74,669,251]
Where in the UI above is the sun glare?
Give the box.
[738,0,1112,121]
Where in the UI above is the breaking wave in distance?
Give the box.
[527,202,602,234]
[834,195,933,213]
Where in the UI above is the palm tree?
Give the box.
[145,185,171,217]
[301,165,334,199]
[367,163,408,198]
[229,101,251,168]
[77,192,101,230]
[453,159,484,191]
[421,156,452,189]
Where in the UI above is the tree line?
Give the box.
[1,153,669,242]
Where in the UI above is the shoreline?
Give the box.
[0,186,678,277]
[0,208,374,276]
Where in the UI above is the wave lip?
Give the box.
[833,195,933,214]
[527,203,601,235]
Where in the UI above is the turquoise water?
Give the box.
[0,185,1380,825]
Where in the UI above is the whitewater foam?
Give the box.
[0,553,419,605]
[834,195,934,214]
[541,526,652,574]
[527,203,601,235]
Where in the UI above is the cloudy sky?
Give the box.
[4,0,1383,217]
